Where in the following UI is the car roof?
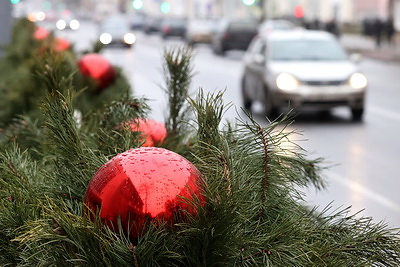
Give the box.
[261,29,336,41]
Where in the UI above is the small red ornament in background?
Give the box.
[83,147,204,239]
[53,37,70,52]
[127,118,167,147]
[78,53,116,91]
[33,27,50,40]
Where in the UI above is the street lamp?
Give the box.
[161,1,171,14]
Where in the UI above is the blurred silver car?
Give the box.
[241,30,367,121]
[99,16,136,48]
[258,19,297,34]
[56,13,80,31]
[185,19,216,45]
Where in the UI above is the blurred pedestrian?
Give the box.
[384,18,395,46]
[325,19,340,38]
[311,19,322,30]
[373,18,383,48]
[362,18,374,36]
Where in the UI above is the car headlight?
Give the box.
[349,73,367,89]
[123,33,136,45]
[35,11,46,22]
[56,19,67,30]
[69,19,80,30]
[100,33,112,44]
[276,73,298,91]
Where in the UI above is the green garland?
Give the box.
[0,21,399,266]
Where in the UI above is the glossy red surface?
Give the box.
[128,118,167,147]
[78,53,116,90]
[84,147,203,238]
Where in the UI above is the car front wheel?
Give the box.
[351,107,364,121]
[241,77,252,111]
[264,86,278,119]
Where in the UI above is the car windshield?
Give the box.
[190,20,215,31]
[101,17,129,34]
[102,24,129,34]
[270,39,348,61]
[164,18,186,26]
[262,20,295,30]
[229,21,257,31]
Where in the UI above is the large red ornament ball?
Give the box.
[127,118,167,147]
[78,53,116,90]
[83,147,204,239]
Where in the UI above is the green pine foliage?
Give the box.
[0,37,399,266]
[0,18,130,128]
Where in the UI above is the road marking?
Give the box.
[326,170,400,213]
[369,105,400,122]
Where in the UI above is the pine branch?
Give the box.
[189,89,228,145]
[1,116,45,159]
[14,198,134,266]
[93,96,149,156]
[0,42,399,266]
[163,47,193,140]
[41,88,99,200]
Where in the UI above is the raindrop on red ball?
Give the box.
[83,147,205,239]
[78,53,116,91]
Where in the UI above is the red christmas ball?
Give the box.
[33,27,50,41]
[78,53,116,91]
[33,27,50,40]
[83,147,204,239]
[127,118,167,147]
[53,37,70,52]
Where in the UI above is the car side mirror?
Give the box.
[253,54,265,65]
[350,53,362,64]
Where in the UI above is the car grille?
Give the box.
[303,80,347,86]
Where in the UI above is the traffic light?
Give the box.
[243,0,256,6]
[294,5,304,18]
[160,1,170,14]
[10,0,21,4]
[132,0,143,10]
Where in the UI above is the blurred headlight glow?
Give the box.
[69,19,80,30]
[100,33,112,44]
[28,13,37,22]
[36,12,46,21]
[123,33,136,45]
[56,19,67,30]
[276,73,298,91]
[349,73,367,89]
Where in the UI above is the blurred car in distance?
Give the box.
[56,11,80,30]
[160,17,187,39]
[143,16,163,34]
[99,16,136,48]
[212,18,258,55]
[130,14,146,30]
[241,30,367,121]
[258,19,297,34]
[185,18,216,45]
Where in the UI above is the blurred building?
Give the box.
[9,0,400,32]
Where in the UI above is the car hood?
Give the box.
[268,60,357,81]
